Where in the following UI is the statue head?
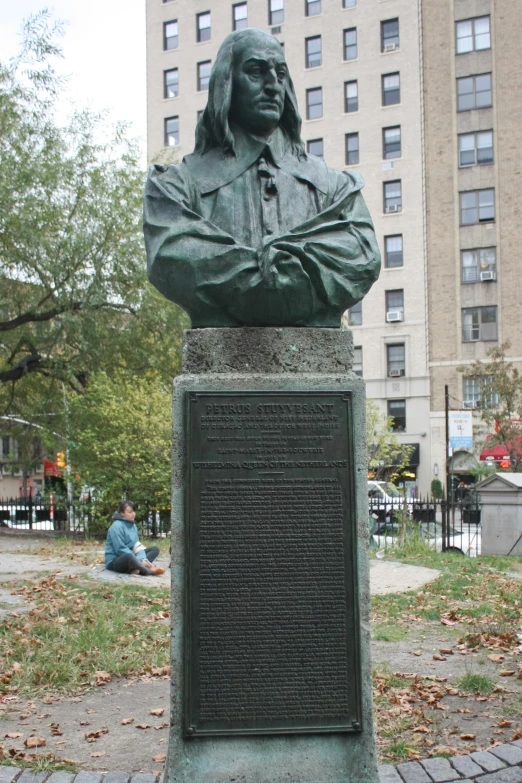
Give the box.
[195,29,304,158]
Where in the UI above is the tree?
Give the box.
[0,11,187,424]
[67,371,172,529]
[366,399,413,482]
[458,342,522,472]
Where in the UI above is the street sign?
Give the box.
[449,411,473,449]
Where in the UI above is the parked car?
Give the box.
[372,517,481,557]
[368,480,412,522]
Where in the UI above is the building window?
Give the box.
[387,344,405,376]
[345,133,359,165]
[306,0,321,16]
[163,20,178,51]
[463,376,498,408]
[165,116,179,146]
[307,138,323,158]
[307,139,323,158]
[456,16,491,54]
[382,72,400,105]
[306,36,322,68]
[459,131,493,167]
[383,126,401,159]
[197,61,211,91]
[384,180,402,212]
[381,18,399,52]
[457,73,492,111]
[233,2,248,29]
[197,12,211,42]
[462,306,498,342]
[386,289,404,322]
[164,68,179,99]
[384,235,403,268]
[461,247,496,283]
[344,80,358,112]
[343,0,356,6]
[344,28,357,60]
[348,301,362,325]
[388,399,406,432]
[460,189,495,225]
[353,346,362,377]
[269,0,284,25]
[2,437,10,458]
[306,87,323,119]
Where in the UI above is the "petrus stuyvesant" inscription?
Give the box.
[185,392,361,737]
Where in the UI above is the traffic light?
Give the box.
[56,452,66,469]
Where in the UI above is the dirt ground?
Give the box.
[1,533,521,771]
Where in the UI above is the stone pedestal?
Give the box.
[168,327,378,783]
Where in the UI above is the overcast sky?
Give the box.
[1,1,147,157]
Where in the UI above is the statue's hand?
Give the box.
[259,246,296,286]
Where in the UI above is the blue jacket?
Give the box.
[105,513,146,566]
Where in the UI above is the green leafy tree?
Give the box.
[68,371,172,531]
[366,399,413,482]
[458,342,522,472]
[0,11,187,423]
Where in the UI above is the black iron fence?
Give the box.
[0,496,171,538]
[369,495,482,556]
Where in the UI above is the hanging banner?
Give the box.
[449,411,473,449]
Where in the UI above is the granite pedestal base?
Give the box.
[168,327,378,783]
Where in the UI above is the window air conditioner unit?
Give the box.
[463,401,476,410]
[384,43,398,52]
[271,26,282,34]
[480,270,496,281]
[389,368,404,377]
[386,310,404,322]
[385,204,401,213]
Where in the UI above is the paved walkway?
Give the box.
[379,740,522,783]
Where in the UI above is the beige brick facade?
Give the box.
[424,0,522,484]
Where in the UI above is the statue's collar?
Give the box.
[183,125,328,195]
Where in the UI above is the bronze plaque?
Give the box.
[185,392,361,737]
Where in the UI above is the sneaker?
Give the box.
[149,566,165,576]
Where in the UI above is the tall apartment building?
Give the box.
[146,0,520,494]
[423,0,522,485]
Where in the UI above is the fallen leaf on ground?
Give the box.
[433,654,447,661]
[121,718,134,725]
[152,753,166,762]
[460,734,476,740]
[94,671,112,686]
[498,720,513,727]
[84,729,109,739]
[5,733,23,739]
[136,724,150,730]
[487,654,505,663]
[90,752,106,758]
[150,709,164,717]
[411,650,422,656]
[24,737,46,748]
[154,723,169,730]
[439,648,453,655]
[499,670,515,676]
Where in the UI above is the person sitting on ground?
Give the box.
[105,500,165,576]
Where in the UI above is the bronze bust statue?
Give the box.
[143,28,380,328]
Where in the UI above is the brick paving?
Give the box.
[376,743,522,783]
[1,743,522,783]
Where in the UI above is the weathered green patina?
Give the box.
[143,29,380,328]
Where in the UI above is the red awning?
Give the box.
[43,459,62,477]
[479,434,521,462]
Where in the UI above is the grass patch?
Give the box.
[373,624,408,642]
[457,673,495,695]
[0,576,170,697]
[0,755,79,773]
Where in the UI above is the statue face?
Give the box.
[229,36,288,136]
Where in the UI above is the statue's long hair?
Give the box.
[195,29,305,159]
